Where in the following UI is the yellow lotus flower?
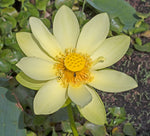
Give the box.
[16,5,137,125]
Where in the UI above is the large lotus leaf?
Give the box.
[0,87,26,136]
[87,0,139,29]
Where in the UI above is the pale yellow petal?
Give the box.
[89,69,138,92]
[16,72,47,90]
[92,35,130,70]
[68,85,92,107]
[34,79,67,114]
[78,86,106,125]
[77,13,109,54]
[16,32,52,61]
[16,57,56,80]
[53,5,80,49]
[29,17,62,57]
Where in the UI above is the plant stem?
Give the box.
[82,0,87,13]
[67,104,79,136]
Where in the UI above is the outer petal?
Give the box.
[89,69,138,92]
[68,85,92,108]
[77,13,109,54]
[16,72,47,90]
[78,86,106,125]
[16,32,52,61]
[53,5,80,49]
[16,57,56,80]
[34,79,67,114]
[29,17,62,58]
[92,35,130,69]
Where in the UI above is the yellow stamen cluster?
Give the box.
[54,49,93,87]
[64,53,86,72]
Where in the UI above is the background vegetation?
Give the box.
[0,0,149,135]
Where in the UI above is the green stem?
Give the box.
[82,0,87,13]
[67,104,79,136]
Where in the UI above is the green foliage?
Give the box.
[0,0,15,8]
[134,37,150,52]
[129,22,149,34]
[75,11,87,27]
[108,107,126,126]
[0,87,26,136]
[52,127,58,136]
[24,2,39,17]
[26,131,37,136]
[110,18,124,34]
[36,0,49,11]
[0,59,11,73]
[123,123,136,136]
[55,0,74,9]
[105,107,137,135]
[87,0,139,30]
[134,43,150,52]
[84,122,106,136]
[1,7,18,17]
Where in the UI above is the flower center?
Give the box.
[64,53,86,72]
[54,49,93,87]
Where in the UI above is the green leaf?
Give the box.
[0,0,15,7]
[24,2,39,17]
[2,14,17,29]
[49,108,68,122]
[62,121,85,135]
[110,17,124,34]
[4,33,22,51]
[123,123,136,136]
[129,22,149,34]
[17,11,30,28]
[0,49,20,64]
[75,11,87,27]
[0,18,12,35]
[135,37,142,45]
[62,121,72,133]
[0,37,4,50]
[136,12,150,20]
[0,59,11,73]
[0,87,26,136]
[108,107,126,118]
[41,18,51,29]
[113,118,126,125]
[126,48,134,56]
[26,131,37,136]
[134,43,150,52]
[33,116,47,126]
[55,0,74,9]
[52,127,58,136]
[87,0,139,29]
[17,2,39,28]
[0,77,9,86]
[1,7,18,17]
[84,122,106,136]
[36,0,49,11]
[13,85,35,109]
